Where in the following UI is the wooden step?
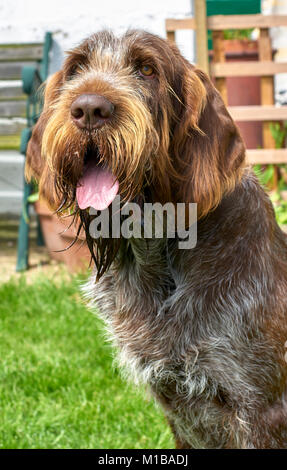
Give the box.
[0,134,21,151]
[0,151,24,190]
[0,190,23,214]
[0,81,24,99]
[246,149,287,165]
[0,43,43,62]
[0,118,26,136]
[0,61,36,80]
[0,150,26,214]
[165,18,196,32]
[211,61,287,78]
[165,14,287,33]
[207,14,287,31]
[228,105,287,122]
[0,150,24,162]
[0,100,26,118]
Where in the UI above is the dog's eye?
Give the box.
[139,65,154,78]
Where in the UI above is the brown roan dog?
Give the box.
[25,30,287,448]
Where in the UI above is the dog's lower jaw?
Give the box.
[83,171,287,449]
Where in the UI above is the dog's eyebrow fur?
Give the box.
[25,29,287,449]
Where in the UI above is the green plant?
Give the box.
[21,184,39,223]
[253,163,275,187]
[269,122,287,149]
[27,191,39,203]
[254,122,287,225]
[223,28,254,40]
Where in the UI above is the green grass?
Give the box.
[0,274,174,449]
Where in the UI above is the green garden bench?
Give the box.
[16,32,52,271]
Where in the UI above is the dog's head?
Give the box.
[26,29,245,275]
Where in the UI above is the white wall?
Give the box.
[262,0,287,100]
[0,0,286,92]
[0,0,196,71]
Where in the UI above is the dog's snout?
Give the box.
[71,94,114,130]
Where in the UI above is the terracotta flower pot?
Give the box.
[34,200,91,271]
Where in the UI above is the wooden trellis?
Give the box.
[165,13,287,165]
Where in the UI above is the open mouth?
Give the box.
[76,145,119,211]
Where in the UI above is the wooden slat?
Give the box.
[228,105,287,121]
[212,30,227,104]
[0,84,24,99]
[194,0,209,73]
[0,118,26,135]
[0,101,26,117]
[166,15,287,32]
[165,18,196,31]
[259,28,275,149]
[166,31,175,42]
[0,152,24,192]
[0,134,21,149]
[0,61,36,79]
[0,150,24,163]
[207,14,287,31]
[246,149,287,165]
[211,61,287,77]
[0,44,43,61]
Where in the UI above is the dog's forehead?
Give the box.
[81,31,121,64]
[82,30,164,65]
[88,31,120,52]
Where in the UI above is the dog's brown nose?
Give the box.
[71,94,114,130]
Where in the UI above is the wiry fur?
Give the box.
[26,30,287,448]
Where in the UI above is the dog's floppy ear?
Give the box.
[172,67,245,218]
[25,70,64,207]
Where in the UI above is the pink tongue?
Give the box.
[76,163,119,210]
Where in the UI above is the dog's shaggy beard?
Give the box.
[40,79,171,278]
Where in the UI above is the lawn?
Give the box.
[0,273,174,449]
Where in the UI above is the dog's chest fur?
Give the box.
[83,176,287,448]
[84,235,258,448]
[85,238,222,447]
